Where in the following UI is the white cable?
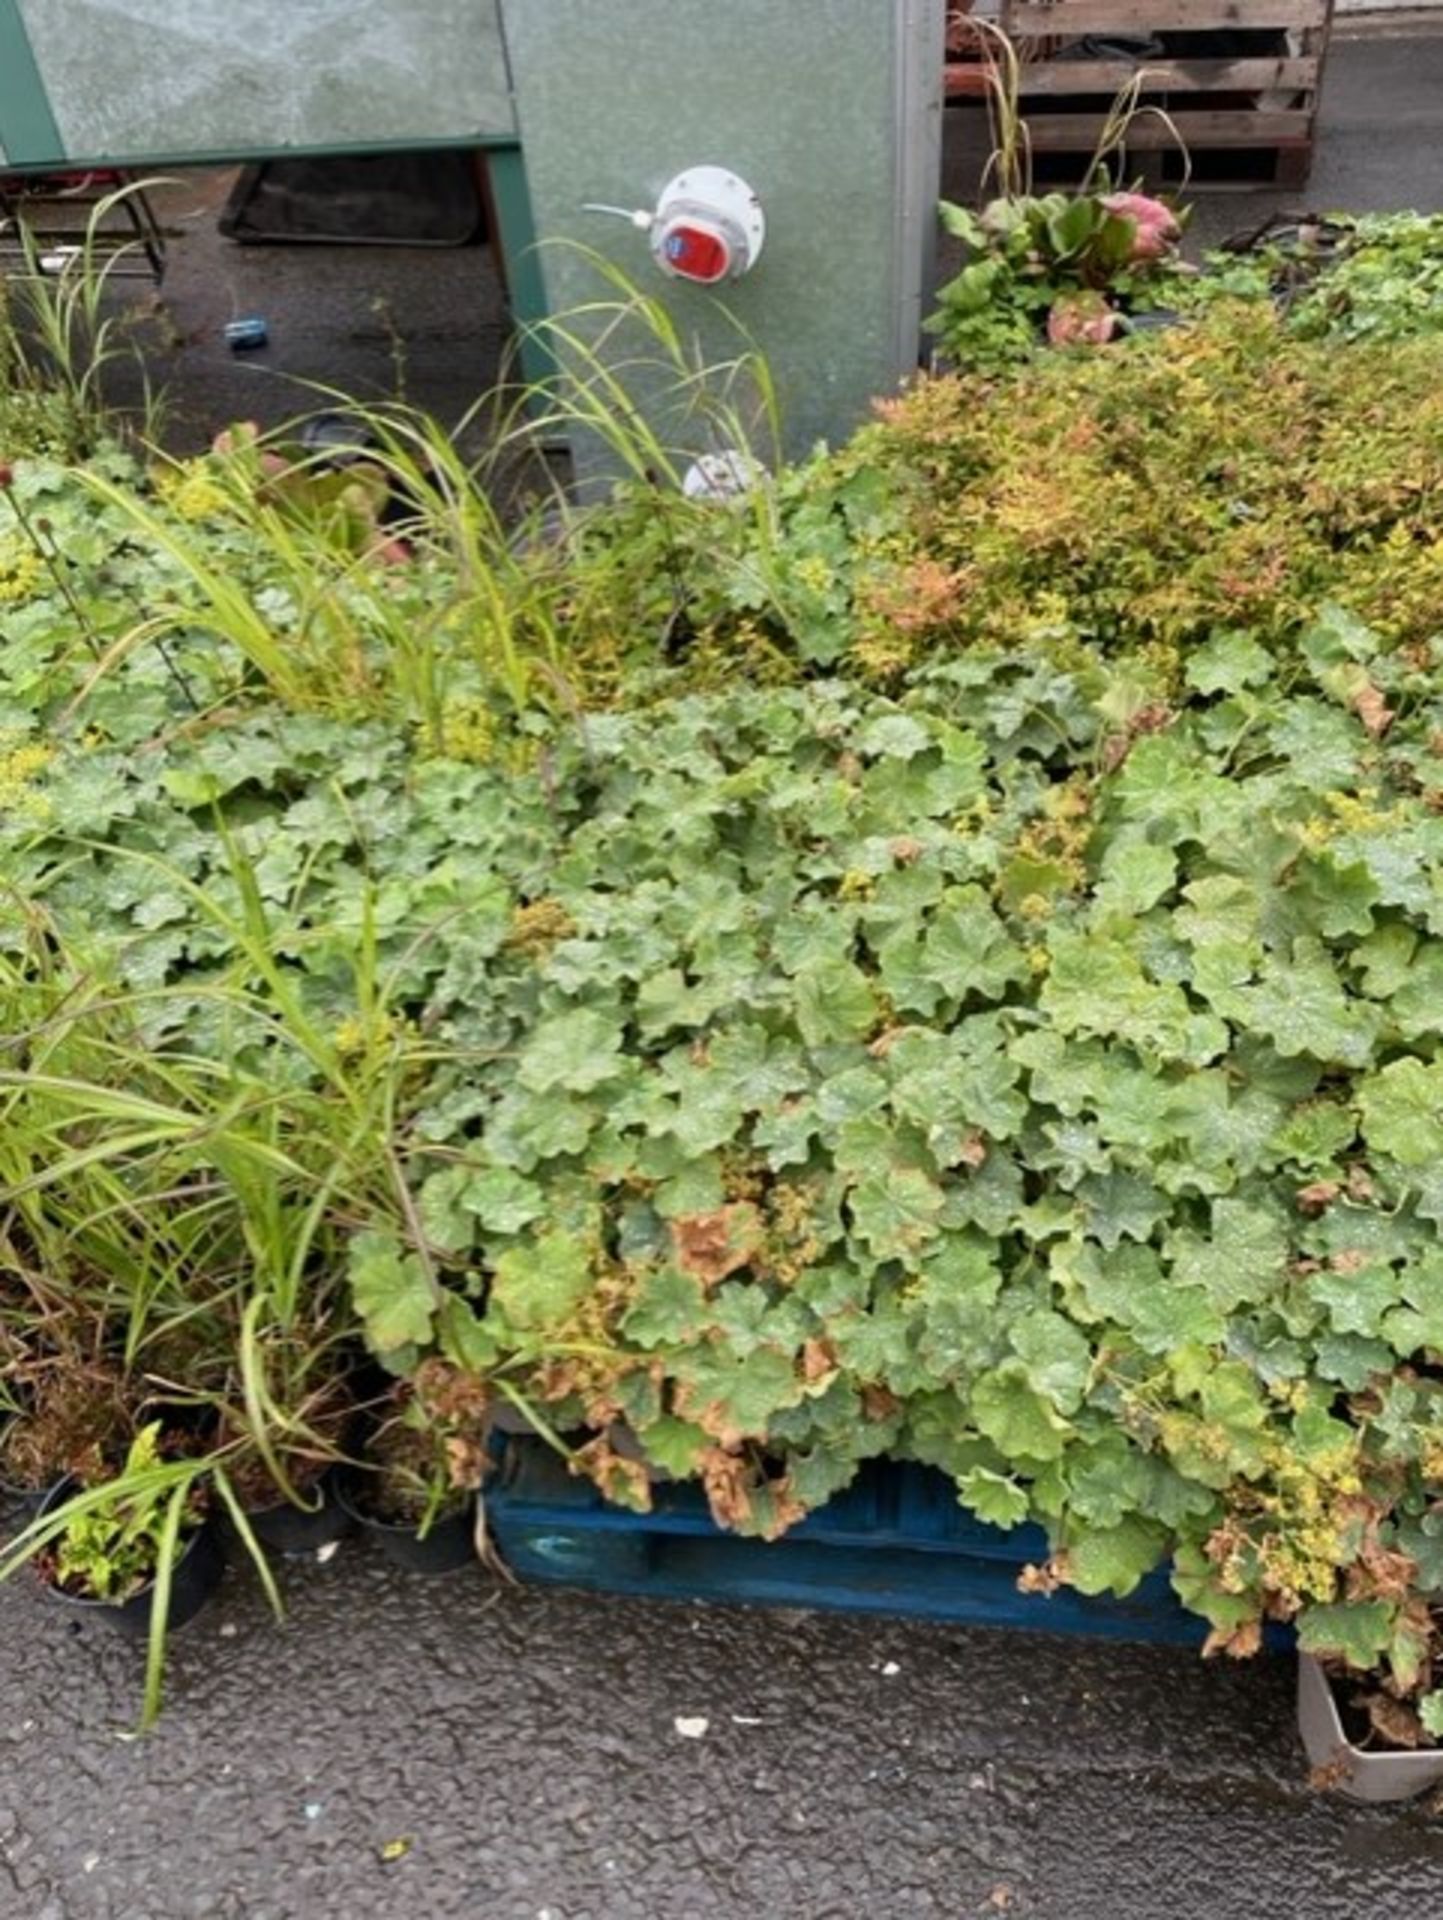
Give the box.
[581,202,654,230]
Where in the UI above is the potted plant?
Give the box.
[31,1422,224,1635]
[927,37,1189,374]
[209,1322,360,1559]
[1167,1392,1443,1804]
[336,1361,489,1575]
[930,186,1187,374]
[0,1352,136,1514]
[1,1420,227,1731]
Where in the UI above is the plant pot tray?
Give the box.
[489,1440,1283,1648]
[1296,1655,1443,1803]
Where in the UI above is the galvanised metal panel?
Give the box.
[505,0,946,469]
[3,0,514,169]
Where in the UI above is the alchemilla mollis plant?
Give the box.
[8,264,1443,1733]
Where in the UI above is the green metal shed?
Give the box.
[0,2,946,464]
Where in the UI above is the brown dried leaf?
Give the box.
[1346,1165,1375,1203]
[1295,1180,1341,1217]
[800,1337,839,1386]
[1308,1749,1355,1793]
[536,1356,585,1403]
[444,1435,488,1492]
[861,1385,902,1423]
[1100,734,1132,775]
[699,1447,754,1531]
[671,1382,744,1451]
[1017,1557,1067,1597]
[693,1449,808,1541]
[955,1132,989,1171]
[671,1203,763,1287]
[1350,1541,1419,1604]
[414,1357,490,1424]
[1204,1520,1247,1568]
[569,1435,653,1513]
[1364,1691,1424,1751]
[1353,682,1395,740]
[1201,1619,1262,1661]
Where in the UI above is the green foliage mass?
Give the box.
[715,308,1443,684]
[11,285,1443,1706]
[1187,212,1443,348]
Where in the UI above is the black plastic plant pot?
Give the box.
[335,1473,476,1576]
[0,1418,51,1518]
[1118,308,1185,336]
[35,1478,226,1639]
[0,1474,57,1520]
[1297,1654,1443,1804]
[242,1468,353,1558]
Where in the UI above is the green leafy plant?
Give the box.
[13,238,1443,1745]
[351,1362,490,1538]
[1187,212,1443,346]
[4,1419,224,1730]
[727,306,1443,682]
[0,180,168,460]
[927,32,1189,373]
[929,189,1186,373]
[47,1422,196,1601]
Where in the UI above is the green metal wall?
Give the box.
[505,0,945,468]
[0,0,514,167]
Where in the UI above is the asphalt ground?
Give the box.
[4,1518,1443,1920]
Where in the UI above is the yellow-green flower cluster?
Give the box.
[0,536,42,603]
[157,462,230,523]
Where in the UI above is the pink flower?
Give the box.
[211,422,287,478]
[1102,191,1181,263]
[1047,294,1118,347]
[210,421,261,458]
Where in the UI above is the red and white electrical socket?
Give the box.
[584,166,766,285]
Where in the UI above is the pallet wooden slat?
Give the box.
[1004,0,1329,31]
[1016,56,1318,94]
[1024,107,1315,148]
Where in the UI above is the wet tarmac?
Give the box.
[3,1530,1443,1920]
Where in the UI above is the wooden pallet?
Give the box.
[960,0,1337,190]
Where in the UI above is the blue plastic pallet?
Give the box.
[488,1439,1230,1649]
